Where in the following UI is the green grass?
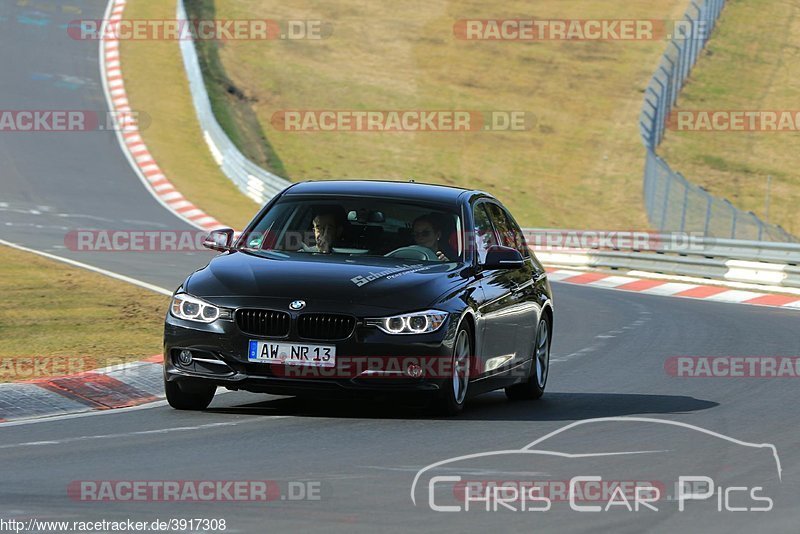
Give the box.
[0,246,169,381]
[659,0,800,235]
[122,0,696,230]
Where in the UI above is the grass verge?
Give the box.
[0,245,169,382]
[659,0,800,235]
[186,0,694,229]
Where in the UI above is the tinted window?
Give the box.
[486,203,529,258]
[240,196,463,263]
[473,203,498,264]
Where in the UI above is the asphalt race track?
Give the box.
[2,285,799,532]
[0,0,210,289]
[0,1,798,533]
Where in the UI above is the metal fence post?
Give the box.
[662,57,675,108]
[682,7,697,80]
[660,176,672,231]
[653,77,667,144]
[680,179,689,232]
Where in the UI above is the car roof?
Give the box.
[283,180,485,206]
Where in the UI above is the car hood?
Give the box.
[184,250,466,310]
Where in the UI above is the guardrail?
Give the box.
[524,229,800,290]
[638,0,796,242]
[176,0,290,205]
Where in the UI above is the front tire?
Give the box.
[506,317,550,401]
[165,378,216,411]
[435,321,472,416]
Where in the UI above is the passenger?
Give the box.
[412,214,450,261]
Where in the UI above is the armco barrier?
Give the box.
[524,229,800,290]
[176,0,291,205]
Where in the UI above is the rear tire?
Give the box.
[434,321,472,416]
[165,378,216,411]
[506,317,550,401]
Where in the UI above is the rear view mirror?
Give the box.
[482,245,524,269]
[202,228,235,252]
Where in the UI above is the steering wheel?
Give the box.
[385,245,440,261]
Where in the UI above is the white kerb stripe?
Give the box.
[168,200,193,210]
[638,282,698,296]
[585,275,641,288]
[545,269,585,282]
[705,290,764,303]
[160,191,183,201]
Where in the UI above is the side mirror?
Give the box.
[202,228,235,252]
[482,245,524,269]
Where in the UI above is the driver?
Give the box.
[303,206,346,254]
[412,215,449,261]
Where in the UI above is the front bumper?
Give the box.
[163,306,459,397]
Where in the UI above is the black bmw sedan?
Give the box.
[164,180,553,414]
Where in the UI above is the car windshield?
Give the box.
[239,196,464,263]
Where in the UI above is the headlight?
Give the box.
[367,310,448,335]
[170,293,220,323]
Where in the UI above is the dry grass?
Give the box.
[659,0,800,236]
[122,0,695,229]
[213,0,697,228]
[0,245,169,381]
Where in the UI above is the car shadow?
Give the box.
[204,391,718,421]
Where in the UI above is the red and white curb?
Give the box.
[548,268,800,310]
[0,356,164,423]
[100,0,222,232]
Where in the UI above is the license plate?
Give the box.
[248,340,336,367]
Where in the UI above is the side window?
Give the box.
[486,203,529,258]
[503,209,530,258]
[473,204,498,264]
